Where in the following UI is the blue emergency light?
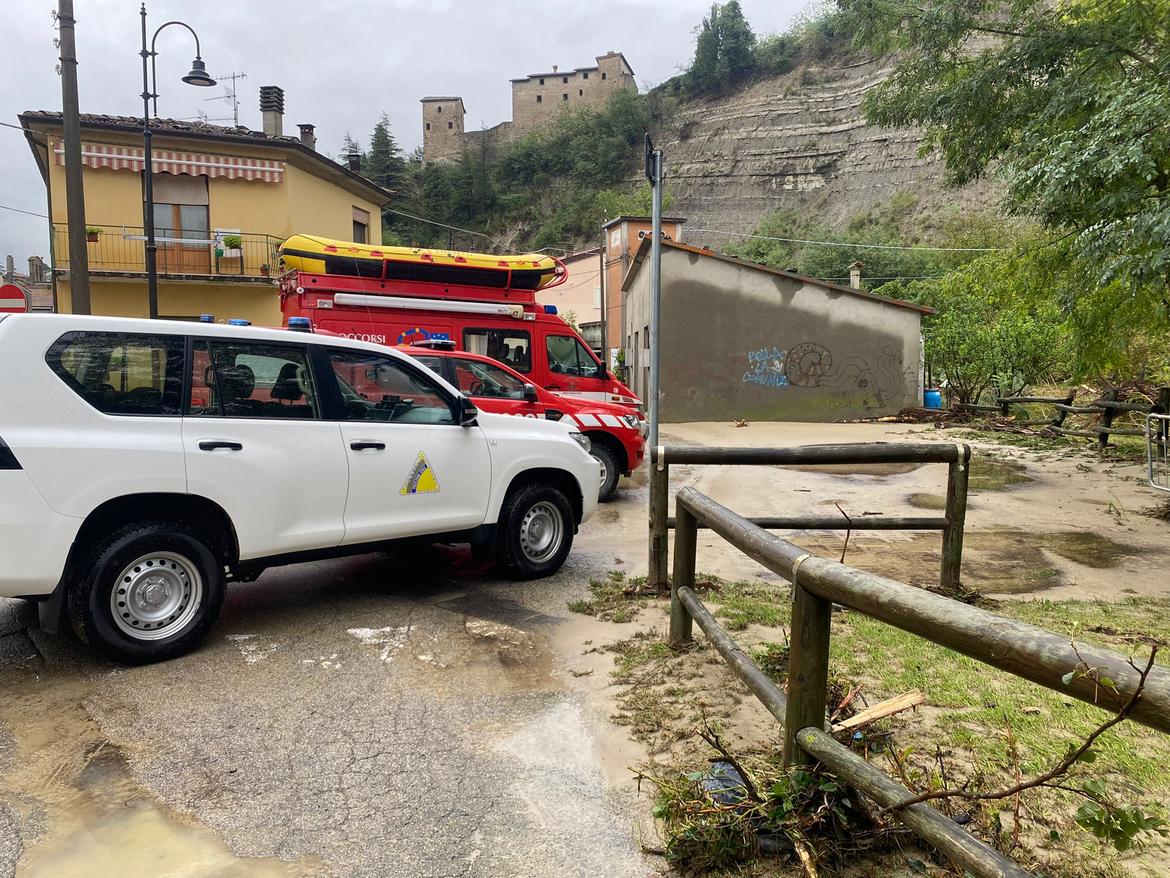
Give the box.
[228,318,251,326]
[199,313,214,323]
[287,316,312,332]
[543,305,558,315]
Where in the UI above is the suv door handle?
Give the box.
[198,440,243,452]
[349,440,386,451]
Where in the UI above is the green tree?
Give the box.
[838,0,1170,294]
[687,2,757,93]
[363,113,406,194]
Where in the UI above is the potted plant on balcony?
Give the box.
[85,227,100,243]
[259,263,271,277]
[221,234,243,258]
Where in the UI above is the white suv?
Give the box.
[0,314,599,663]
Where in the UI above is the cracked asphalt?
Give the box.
[0,521,656,878]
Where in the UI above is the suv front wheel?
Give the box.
[497,483,575,579]
[68,521,226,664]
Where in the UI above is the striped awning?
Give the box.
[52,139,284,182]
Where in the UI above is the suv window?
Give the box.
[190,340,319,419]
[47,331,184,416]
[546,334,598,378]
[452,357,529,400]
[329,350,455,424]
[463,328,531,374]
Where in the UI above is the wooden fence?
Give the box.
[648,443,971,592]
[957,387,1170,449]
[668,482,1170,878]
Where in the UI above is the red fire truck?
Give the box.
[277,245,643,417]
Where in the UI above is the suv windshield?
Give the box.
[546,334,599,378]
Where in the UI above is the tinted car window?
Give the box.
[329,351,455,425]
[47,331,184,416]
[463,328,531,373]
[452,357,529,400]
[190,340,319,419]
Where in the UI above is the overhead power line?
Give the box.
[382,207,515,253]
[684,226,1002,253]
[0,204,49,219]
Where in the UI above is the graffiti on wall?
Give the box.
[742,341,915,411]
[742,346,789,388]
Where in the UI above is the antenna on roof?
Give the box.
[204,71,247,126]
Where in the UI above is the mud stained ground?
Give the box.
[0,420,1166,877]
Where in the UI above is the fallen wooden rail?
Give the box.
[669,486,1170,877]
[648,442,970,592]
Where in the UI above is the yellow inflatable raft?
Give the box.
[278,234,565,292]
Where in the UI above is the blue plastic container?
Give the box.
[924,388,943,409]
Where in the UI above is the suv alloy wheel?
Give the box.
[497,483,575,579]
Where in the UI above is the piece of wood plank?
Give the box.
[833,690,926,732]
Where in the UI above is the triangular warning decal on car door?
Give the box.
[400,451,441,495]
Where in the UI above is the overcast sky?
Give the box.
[0,0,809,265]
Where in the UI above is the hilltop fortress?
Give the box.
[421,51,635,163]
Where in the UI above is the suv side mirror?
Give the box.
[458,396,479,427]
[523,383,539,403]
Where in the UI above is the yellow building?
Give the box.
[20,109,390,325]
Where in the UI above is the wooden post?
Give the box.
[649,449,670,594]
[939,444,971,593]
[999,395,1011,417]
[783,579,832,768]
[1053,389,1076,426]
[1099,389,1118,449]
[670,506,696,646]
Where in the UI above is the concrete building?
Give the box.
[19,88,389,324]
[421,52,636,163]
[602,215,686,361]
[621,240,929,422]
[536,248,603,353]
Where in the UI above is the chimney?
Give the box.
[297,123,316,150]
[4,255,13,283]
[848,260,863,289]
[552,65,558,73]
[259,85,285,137]
[28,256,46,284]
[345,151,362,172]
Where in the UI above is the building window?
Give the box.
[583,72,589,80]
[426,122,431,130]
[602,72,607,80]
[353,206,370,245]
[539,77,545,85]
[447,121,453,129]
[579,89,583,96]
[437,105,442,113]
[150,172,210,274]
[536,95,542,103]
[562,75,568,83]
[562,93,568,101]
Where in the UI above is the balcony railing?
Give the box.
[53,224,284,280]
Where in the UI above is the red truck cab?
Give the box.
[279,270,642,416]
[401,342,644,501]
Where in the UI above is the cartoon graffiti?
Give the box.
[785,342,833,387]
[742,341,914,412]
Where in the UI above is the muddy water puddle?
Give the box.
[788,462,926,477]
[0,672,318,877]
[791,528,1141,594]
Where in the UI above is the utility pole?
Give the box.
[597,231,607,371]
[646,135,663,449]
[57,0,91,314]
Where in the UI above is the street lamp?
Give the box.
[139,3,215,319]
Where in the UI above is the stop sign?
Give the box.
[0,284,28,314]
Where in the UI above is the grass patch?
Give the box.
[567,570,650,622]
[704,576,792,630]
[908,492,947,510]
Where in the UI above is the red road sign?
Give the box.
[0,284,28,313]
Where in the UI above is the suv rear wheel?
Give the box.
[497,483,575,579]
[68,521,226,664]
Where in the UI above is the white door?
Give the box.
[182,339,348,559]
[325,348,492,544]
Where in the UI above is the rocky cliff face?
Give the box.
[653,53,997,244]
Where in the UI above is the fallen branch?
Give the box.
[832,690,925,733]
[877,648,1158,816]
[698,721,761,803]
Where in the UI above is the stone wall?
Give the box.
[421,98,465,163]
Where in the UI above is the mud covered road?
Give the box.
[1,421,1166,877]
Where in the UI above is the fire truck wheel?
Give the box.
[68,521,226,665]
[591,444,620,502]
[497,483,575,579]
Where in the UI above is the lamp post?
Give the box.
[139,3,215,319]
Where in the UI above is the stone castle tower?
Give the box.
[421,52,635,164]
